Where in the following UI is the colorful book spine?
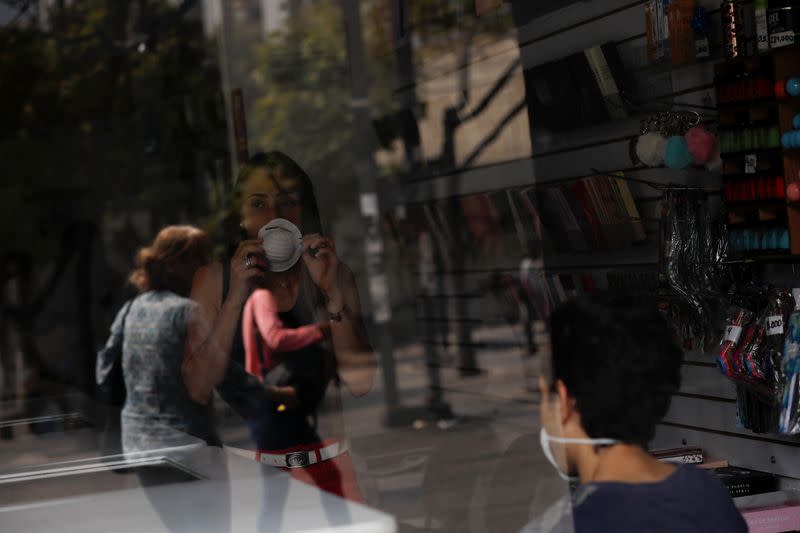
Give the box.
[507,189,528,250]
[584,45,626,120]
[645,1,656,63]
[518,188,546,247]
[572,180,606,249]
[559,185,594,251]
[614,176,646,242]
[553,188,589,251]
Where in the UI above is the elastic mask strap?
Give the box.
[547,436,618,446]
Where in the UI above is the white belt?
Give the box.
[225,441,348,469]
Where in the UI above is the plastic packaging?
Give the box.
[764,289,795,395]
[779,289,800,434]
[717,307,752,376]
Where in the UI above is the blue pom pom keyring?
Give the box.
[664,136,694,169]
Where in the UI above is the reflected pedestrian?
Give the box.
[186,151,375,501]
[101,225,217,453]
[522,293,746,532]
[518,240,542,358]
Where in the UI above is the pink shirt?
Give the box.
[242,289,324,381]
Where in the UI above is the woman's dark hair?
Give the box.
[129,225,212,297]
[547,293,683,447]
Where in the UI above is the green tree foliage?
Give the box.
[239,0,396,218]
[0,0,228,262]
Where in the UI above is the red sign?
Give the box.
[231,88,249,163]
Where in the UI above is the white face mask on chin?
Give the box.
[539,427,618,482]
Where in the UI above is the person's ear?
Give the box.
[555,379,577,427]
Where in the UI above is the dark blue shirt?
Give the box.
[574,465,746,533]
[522,465,747,533]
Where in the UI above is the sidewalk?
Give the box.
[214,322,568,532]
[334,328,568,533]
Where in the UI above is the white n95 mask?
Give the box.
[257,218,303,272]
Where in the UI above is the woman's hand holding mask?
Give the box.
[302,234,340,300]
[231,239,269,301]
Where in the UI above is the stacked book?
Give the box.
[534,174,646,254]
[405,175,646,259]
[714,467,779,499]
[649,446,729,469]
[523,42,629,132]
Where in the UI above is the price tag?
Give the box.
[770,31,796,49]
[724,325,743,343]
[745,154,757,174]
[695,37,710,59]
[766,315,784,336]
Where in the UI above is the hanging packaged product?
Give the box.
[740,0,759,56]
[755,0,770,52]
[779,289,800,434]
[741,323,767,381]
[668,0,697,65]
[741,289,794,391]
[763,288,795,399]
[693,6,711,58]
[767,0,799,49]
[722,0,745,59]
[649,0,666,63]
[732,319,764,377]
[717,307,753,376]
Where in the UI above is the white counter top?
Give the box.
[0,446,396,533]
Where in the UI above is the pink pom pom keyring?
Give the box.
[684,125,717,165]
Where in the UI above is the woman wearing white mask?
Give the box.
[183,151,374,501]
[525,293,745,533]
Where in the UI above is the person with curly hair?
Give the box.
[523,293,746,533]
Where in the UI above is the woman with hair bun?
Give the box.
[109,225,218,453]
[115,225,290,452]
